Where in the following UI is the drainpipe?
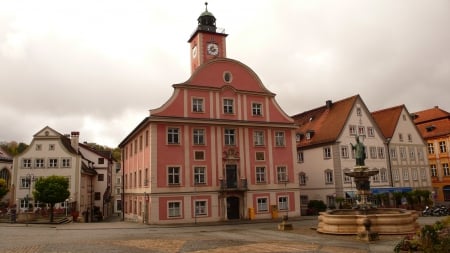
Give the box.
[386,138,394,187]
[121,153,125,221]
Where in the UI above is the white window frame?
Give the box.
[252,102,262,116]
[349,125,356,135]
[253,130,265,146]
[192,98,204,113]
[168,166,180,185]
[195,200,207,216]
[256,166,266,183]
[35,158,45,168]
[48,158,58,168]
[428,143,435,154]
[297,151,304,163]
[224,128,236,146]
[443,163,450,176]
[194,166,206,184]
[367,127,375,137]
[168,201,181,218]
[377,147,385,159]
[274,131,285,147]
[431,165,437,177]
[193,128,205,145]
[323,147,331,159]
[278,196,288,211]
[22,158,32,168]
[62,158,71,168]
[439,141,447,153]
[167,127,180,144]
[256,197,268,212]
[325,169,333,184]
[299,172,306,185]
[341,146,349,158]
[223,99,234,114]
[277,166,288,182]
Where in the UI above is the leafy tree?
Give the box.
[0,141,29,156]
[0,178,9,200]
[33,175,70,222]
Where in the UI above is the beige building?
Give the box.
[12,126,112,221]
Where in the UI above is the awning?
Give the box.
[345,191,357,198]
[371,187,412,194]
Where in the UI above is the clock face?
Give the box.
[207,43,219,56]
[192,46,197,58]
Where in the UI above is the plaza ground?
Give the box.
[0,216,443,253]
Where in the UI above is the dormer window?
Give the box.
[296,134,301,142]
[425,125,436,132]
[306,130,314,140]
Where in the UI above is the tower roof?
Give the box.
[197,2,216,32]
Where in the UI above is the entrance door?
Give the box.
[227,196,240,219]
[226,165,237,188]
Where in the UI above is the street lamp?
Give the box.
[284,176,288,220]
[25,173,34,227]
[65,199,69,216]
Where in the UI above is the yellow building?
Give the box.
[413,106,450,204]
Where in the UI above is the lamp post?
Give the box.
[65,199,69,216]
[194,177,197,225]
[25,173,34,227]
[284,176,288,220]
[143,192,148,224]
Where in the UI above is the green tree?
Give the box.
[33,175,70,222]
[0,178,9,200]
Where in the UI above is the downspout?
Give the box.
[386,138,394,187]
[121,151,125,221]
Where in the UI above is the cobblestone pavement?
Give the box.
[0,216,443,253]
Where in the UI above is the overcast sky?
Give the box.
[1,0,449,147]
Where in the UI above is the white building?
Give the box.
[12,126,112,221]
[292,95,390,212]
[372,105,432,194]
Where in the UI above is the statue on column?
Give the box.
[351,136,366,166]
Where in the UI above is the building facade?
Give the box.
[119,5,299,224]
[292,95,390,211]
[413,106,450,204]
[11,127,112,221]
[372,105,432,195]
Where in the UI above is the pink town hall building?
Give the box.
[119,4,299,224]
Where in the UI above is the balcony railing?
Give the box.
[219,178,247,191]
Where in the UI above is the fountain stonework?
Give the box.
[316,136,419,240]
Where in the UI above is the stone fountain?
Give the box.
[316,136,419,241]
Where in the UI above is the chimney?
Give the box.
[326,100,332,109]
[71,131,80,151]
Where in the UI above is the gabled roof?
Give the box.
[79,142,113,160]
[371,105,404,138]
[413,106,450,139]
[292,95,359,147]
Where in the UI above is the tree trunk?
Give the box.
[49,204,54,223]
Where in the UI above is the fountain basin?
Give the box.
[317,208,419,235]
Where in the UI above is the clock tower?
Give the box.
[188,2,228,73]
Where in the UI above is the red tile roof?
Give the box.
[413,106,450,139]
[413,106,449,124]
[371,105,404,138]
[292,95,359,147]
